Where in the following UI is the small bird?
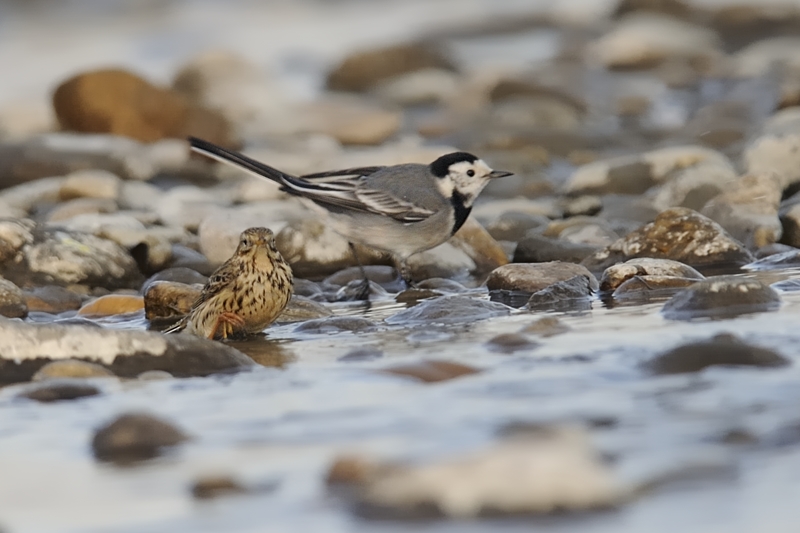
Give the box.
[188,137,512,290]
[164,227,293,340]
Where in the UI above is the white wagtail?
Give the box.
[188,137,512,292]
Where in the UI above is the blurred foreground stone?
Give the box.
[355,427,626,519]
[0,318,254,384]
[92,412,189,464]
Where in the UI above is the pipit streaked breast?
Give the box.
[164,227,293,340]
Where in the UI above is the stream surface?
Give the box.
[3,269,800,532]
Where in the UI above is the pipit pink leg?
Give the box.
[208,312,247,340]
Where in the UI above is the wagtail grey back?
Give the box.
[188,137,512,287]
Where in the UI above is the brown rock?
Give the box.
[143,281,201,321]
[611,275,700,302]
[0,277,27,318]
[22,285,84,313]
[381,360,480,383]
[449,217,508,274]
[644,333,789,374]
[486,262,598,293]
[77,294,145,316]
[53,69,236,147]
[91,412,189,464]
[600,258,703,291]
[327,43,455,92]
[19,383,101,403]
[327,456,383,486]
[191,476,248,500]
[582,208,754,273]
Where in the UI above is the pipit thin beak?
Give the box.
[489,170,513,179]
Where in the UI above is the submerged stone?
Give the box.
[487,262,598,294]
[294,316,375,334]
[661,276,781,320]
[19,382,101,403]
[645,333,790,374]
[381,360,481,383]
[92,412,189,464]
[385,295,510,325]
[526,275,593,312]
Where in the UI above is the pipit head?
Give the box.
[236,227,277,256]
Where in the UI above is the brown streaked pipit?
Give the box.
[164,227,293,340]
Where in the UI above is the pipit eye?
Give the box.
[467,169,475,177]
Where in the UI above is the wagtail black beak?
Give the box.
[489,170,513,179]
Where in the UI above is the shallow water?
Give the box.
[5,0,800,530]
[4,269,800,532]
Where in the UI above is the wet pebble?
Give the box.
[19,382,101,403]
[333,280,389,302]
[293,316,375,334]
[522,316,570,337]
[385,295,510,325]
[32,359,115,381]
[513,234,599,264]
[487,262,598,294]
[486,333,539,354]
[743,250,800,271]
[415,278,466,293]
[143,281,201,321]
[526,275,594,312]
[395,288,440,304]
[137,370,174,381]
[77,294,144,316]
[661,276,781,320]
[91,413,189,464]
[381,360,480,383]
[600,258,704,291]
[276,295,333,323]
[357,427,624,519]
[291,278,325,300]
[338,347,384,362]
[0,277,28,318]
[644,333,790,374]
[327,456,385,486]
[190,476,248,500]
[611,275,699,300]
[582,208,754,274]
[323,265,399,290]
